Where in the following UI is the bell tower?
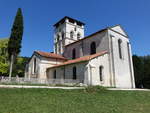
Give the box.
[53,16,85,55]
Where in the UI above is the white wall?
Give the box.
[65,22,84,41]
[47,62,87,82]
[85,54,111,86]
[46,54,111,87]
[108,27,135,88]
[54,18,84,55]
[25,54,65,79]
[25,55,41,78]
[64,31,109,59]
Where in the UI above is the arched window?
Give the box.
[34,58,36,73]
[55,44,57,54]
[99,66,103,81]
[77,33,81,39]
[62,32,64,39]
[73,66,76,80]
[90,41,96,55]
[70,31,74,38]
[53,70,56,79]
[57,34,60,42]
[59,42,61,53]
[72,48,76,59]
[118,39,122,59]
[74,27,77,31]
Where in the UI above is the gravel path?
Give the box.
[108,88,150,91]
[0,85,84,89]
[0,85,149,91]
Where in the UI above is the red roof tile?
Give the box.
[49,51,108,69]
[35,51,67,60]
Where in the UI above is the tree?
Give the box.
[133,55,150,89]
[132,55,144,88]
[0,38,9,76]
[143,56,150,88]
[0,61,9,76]
[13,57,29,77]
[8,8,24,78]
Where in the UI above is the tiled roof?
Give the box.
[48,51,108,69]
[35,51,67,60]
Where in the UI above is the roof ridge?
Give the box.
[36,51,63,56]
[35,51,67,60]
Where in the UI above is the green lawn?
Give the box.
[0,88,150,113]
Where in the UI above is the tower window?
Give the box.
[57,34,60,42]
[55,44,57,54]
[90,41,96,55]
[74,27,77,31]
[118,39,123,59]
[73,66,77,80]
[72,48,76,59]
[53,70,56,79]
[62,32,64,39]
[59,29,61,32]
[99,66,103,81]
[70,31,74,38]
[77,33,81,39]
[59,42,61,53]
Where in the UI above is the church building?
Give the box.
[25,16,135,88]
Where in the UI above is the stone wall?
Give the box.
[63,31,109,59]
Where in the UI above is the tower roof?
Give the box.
[53,16,85,27]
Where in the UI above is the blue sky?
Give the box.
[0,0,149,57]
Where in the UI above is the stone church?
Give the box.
[25,16,135,88]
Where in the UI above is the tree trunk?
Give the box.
[9,54,14,80]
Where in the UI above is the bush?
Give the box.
[84,85,107,93]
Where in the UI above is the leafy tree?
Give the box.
[0,38,9,76]
[13,57,29,77]
[0,38,28,77]
[0,62,9,76]
[8,8,24,78]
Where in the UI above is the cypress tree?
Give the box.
[8,8,24,78]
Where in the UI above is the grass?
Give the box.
[0,88,150,113]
